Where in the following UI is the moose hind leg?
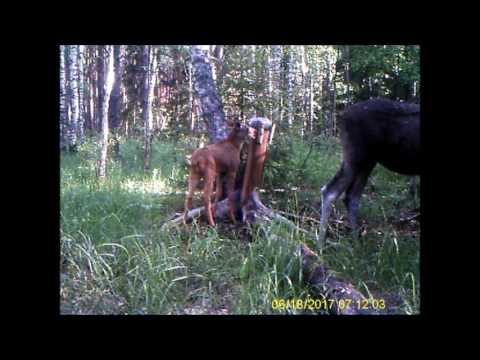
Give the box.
[227,171,237,223]
[343,162,375,231]
[203,169,216,226]
[184,173,200,222]
[319,162,355,241]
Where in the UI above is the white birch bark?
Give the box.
[99,45,114,178]
[286,46,294,128]
[60,45,68,149]
[68,45,79,148]
[143,46,157,170]
[77,45,85,144]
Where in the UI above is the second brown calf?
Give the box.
[184,122,254,226]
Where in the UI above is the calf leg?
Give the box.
[213,174,223,214]
[203,169,216,226]
[184,172,200,223]
[319,162,355,243]
[227,171,237,223]
[343,162,375,230]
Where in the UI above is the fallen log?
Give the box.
[300,244,384,315]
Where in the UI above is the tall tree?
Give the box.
[97,46,105,134]
[188,57,195,133]
[271,45,283,124]
[142,45,157,170]
[98,45,114,178]
[286,46,294,128]
[249,45,257,117]
[60,45,68,150]
[108,45,126,157]
[191,45,228,143]
[68,45,79,150]
[343,45,352,105]
[86,45,97,133]
[109,45,126,132]
[299,45,309,137]
[267,47,273,120]
[77,45,85,144]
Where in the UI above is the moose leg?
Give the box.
[203,169,216,226]
[343,162,375,231]
[227,171,237,223]
[213,174,223,214]
[184,172,200,222]
[319,162,355,243]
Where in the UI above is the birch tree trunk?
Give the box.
[271,45,282,124]
[97,46,105,133]
[307,47,316,134]
[143,45,157,170]
[68,45,79,150]
[286,46,294,128]
[299,45,308,137]
[267,48,273,121]
[344,45,352,106]
[60,45,68,150]
[210,45,223,84]
[250,45,257,117]
[99,45,114,179]
[191,45,228,143]
[77,45,85,144]
[88,45,97,133]
[188,59,194,133]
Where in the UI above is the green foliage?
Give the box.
[264,134,341,192]
[343,45,420,101]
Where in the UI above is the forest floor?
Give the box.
[60,135,420,315]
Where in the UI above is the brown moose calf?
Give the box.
[184,122,254,226]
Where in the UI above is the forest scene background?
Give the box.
[60,45,420,315]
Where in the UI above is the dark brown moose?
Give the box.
[319,98,420,243]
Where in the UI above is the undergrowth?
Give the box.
[60,134,420,315]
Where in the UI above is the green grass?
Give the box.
[60,135,420,315]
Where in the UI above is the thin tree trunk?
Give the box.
[68,45,79,150]
[210,45,223,84]
[250,45,257,117]
[344,45,352,106]
[267,48,273,121]
[271,45,282,124]
[97,46,105,133]
[300,45,308,137]
[188,58,194,133]
[77,45,85,145]
[332,75,337,137]
[88,45,97,133]
[286,46,294,128]
[84,48,92,135]
[191,45,228,143]
[99,45,114,179]
[309,48,315,133]
[109,45,126,132]
[143,46,157,170]
[60,45,68,150]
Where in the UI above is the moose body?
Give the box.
[319,98,420,241]
[185,122,253,226]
